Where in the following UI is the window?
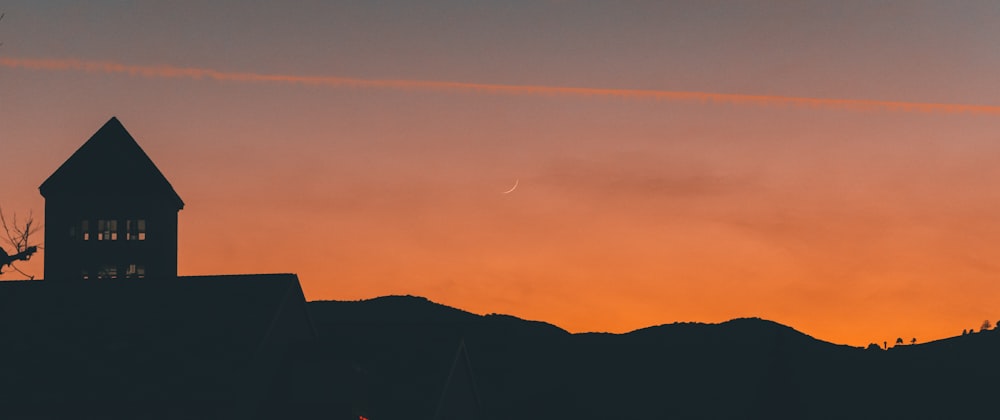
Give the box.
[81,220,90,241]
[127,219,146,241]
[97,265,118,279]
[97,220,118,241]
[126,264,145,278]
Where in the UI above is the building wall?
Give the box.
[44,195,179,281]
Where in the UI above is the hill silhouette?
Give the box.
[305,295,1000,419]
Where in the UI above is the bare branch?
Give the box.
[1,208,38,251]
[0,206,41,279]
[6,263,34,280]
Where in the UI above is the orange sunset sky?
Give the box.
[3,1,1000,347]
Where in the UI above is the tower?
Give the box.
[39,117,184,280]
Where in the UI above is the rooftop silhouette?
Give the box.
[39,117,183,208]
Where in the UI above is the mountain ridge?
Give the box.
[312,295,844,345]
[305,294,1000,419]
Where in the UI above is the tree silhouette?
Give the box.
[910,337,916,345]
[981,320,992,332]
[0,208,40,279]
[895,337,903,346]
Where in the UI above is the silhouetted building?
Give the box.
[5,117,359,419]
[40,117,184,281]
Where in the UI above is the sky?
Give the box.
[3,1,1000,346]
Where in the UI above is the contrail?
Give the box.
[3,56,999,115]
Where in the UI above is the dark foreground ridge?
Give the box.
[306,295,1000,420]
[2,283,1000,419]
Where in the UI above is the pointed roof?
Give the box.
[434,340,482,420]
[39,117,184,209]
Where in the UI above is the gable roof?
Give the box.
[433,340,482,420]
[39,117,184,210]
[0,274,313,417]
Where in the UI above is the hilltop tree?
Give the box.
[910,337,916,345]
[0,208,41,279]
[895,337,903,346]
[981,320,992,332]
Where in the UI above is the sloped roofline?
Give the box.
[432,339,482,420]
[39,116,184,209]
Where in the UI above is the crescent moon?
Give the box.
[502,179,519,194]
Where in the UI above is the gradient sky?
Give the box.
[3,1,1000,346]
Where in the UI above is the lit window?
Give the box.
[81,220,90,241]
[98,265,118,279]
[127,219,147,241]
[98,220,118,241]
[126,264,145,278]
[82,269,89,280]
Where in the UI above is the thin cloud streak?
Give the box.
[4,56,1000,115]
